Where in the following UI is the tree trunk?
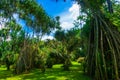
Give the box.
[106,0,113,13]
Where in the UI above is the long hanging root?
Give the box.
[85,13,120,80]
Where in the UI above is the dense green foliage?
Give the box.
[0,0,59,74]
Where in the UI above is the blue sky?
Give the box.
[37,0,80,40]
[37,0,79,30]
[0,0,80,40]
[37,0,73,17]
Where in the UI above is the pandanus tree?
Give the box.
[0,0,58,40]
[0,19,26,71]
[55,27,81,70]
[15,1,58,74]
[57,0,120,79]
[76,0,120,80]
[0,0,58,74]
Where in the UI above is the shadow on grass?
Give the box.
[22,63,91,80]
[22,69,91,80]
[0,62,92,80]
[0,66,14,79]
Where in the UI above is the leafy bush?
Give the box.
[46,57,54,68]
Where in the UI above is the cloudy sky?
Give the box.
[37,0,80,40]
[38,0,79,30]
[0,0,79,40]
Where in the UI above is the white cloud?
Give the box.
[59,3,80,30]
[41,3,80,40]
[60,22,73,29]
[6,36,11,41]
[0,24,4,30]
[0,17,5,30]
[41,35,54,40]
[69,3,79,20]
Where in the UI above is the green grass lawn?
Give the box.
[0,62,92,80]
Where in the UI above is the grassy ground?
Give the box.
[0,62,92,80]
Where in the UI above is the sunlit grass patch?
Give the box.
[0,61,92,80]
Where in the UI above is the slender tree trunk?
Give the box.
[106,0,113,13]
